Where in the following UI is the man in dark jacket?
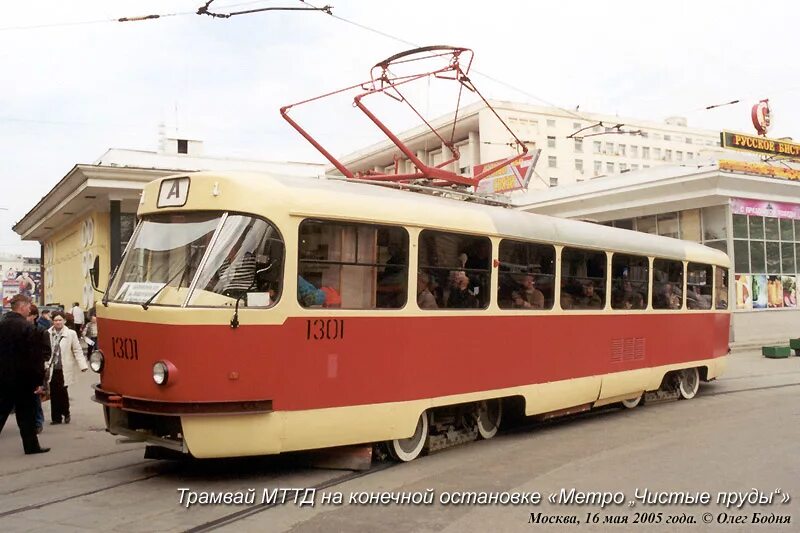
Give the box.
[0,294,50,454]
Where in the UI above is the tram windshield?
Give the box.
[109,212,284,308]
[109,213,220,305]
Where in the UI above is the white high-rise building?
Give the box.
[337,100,723,189]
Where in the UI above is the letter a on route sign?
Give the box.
[157,177,190,207]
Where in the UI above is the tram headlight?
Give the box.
[89,350,104,373]
[153,361,169,385]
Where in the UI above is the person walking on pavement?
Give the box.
[70,302,85,332]
[47,311,88,425]
[26,304,51,433]
[0,294,51,454]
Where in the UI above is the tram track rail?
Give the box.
[2,378,797,528]
[183,462,396,533]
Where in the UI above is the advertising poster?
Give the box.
[782,276,798,308]
[767,276,784,308]
[752,275,768,309]
[735,274,752,310]
[2,280,20,310]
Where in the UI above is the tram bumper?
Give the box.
[93,385,275,457]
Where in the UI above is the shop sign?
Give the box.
[719,159,800,181]
[473,151,539,194]
[730,198,800,220]
[720,131,800,158]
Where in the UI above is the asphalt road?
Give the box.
[1,348,799,533]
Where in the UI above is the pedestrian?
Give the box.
[83,313,98,353]
[47,311,89,425]
[0,294,51,454]
[37,309,52,330]
[71,302,85,331]
[26,304,51,434]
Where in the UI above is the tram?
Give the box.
[91,171,730,461]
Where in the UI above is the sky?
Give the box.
[2,0,799,256]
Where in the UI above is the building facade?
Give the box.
[14,139,324,309]
[337,100,723,189]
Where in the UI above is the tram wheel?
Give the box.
[476,399,503,440]
[676,367,700,400]
[621,393,643,409]
[387,411,429,462]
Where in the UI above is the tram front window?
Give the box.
[189,215,284,307]
[109,213,221,305]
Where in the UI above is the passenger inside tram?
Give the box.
[416,271,438,309]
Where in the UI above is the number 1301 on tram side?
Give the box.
[91,172,730,461]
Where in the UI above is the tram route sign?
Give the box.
[473,150,540,195]
[720,131,800,158]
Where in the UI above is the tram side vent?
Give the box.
[611,337,646,363]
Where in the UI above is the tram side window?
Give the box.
[497,240,555,309]
[687,263,713,310]
[610,254,649,310]
[298,220,408,309]
[560,248,606,310]
[418,230,491,309]
[189,215,285,307]
[715,266,729,310]
[653,259,684,310]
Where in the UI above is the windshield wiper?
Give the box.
[141,252,199,310]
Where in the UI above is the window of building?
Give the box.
[637,216,657,235]
[676,151,683,161]
[663,134,671,141]
[643,164,650,169]
[594,161,602,175]
[611,254,649,309]
[653,148,662,159]
[575,159,584,172]
[653,133,662,140]
[686,137,693,144]
[642,146,650,159]
[606,162,614,173]
[605,142,614,153]
[547,119,556,127]
[653,258,683,309]
[560,247,607,310]
[548,156,557,168]
[418,230,491,309]
[715,267,728,309]
[620,163,628,172]
[177,139,188,154]
[665,149,672,161]
[593,125,602,133]
[631,164,639,171]
[593,141,602,153]
[630,145,638,158]
[298,220,408,309]
[498,240,555,310]
[687,152,693,159]
[618,144,626,156]
[547,136,556,148]
[614,219,634,230]
[573,122,582,130]
[657,212,680,238]
[640,132,649,138]
[574,138,583,152]
[687,263,713,309]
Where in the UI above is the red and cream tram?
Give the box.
[91,171,729,461]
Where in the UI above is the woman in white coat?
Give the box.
[47,312,88,424]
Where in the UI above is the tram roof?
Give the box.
[143,172,730,267]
